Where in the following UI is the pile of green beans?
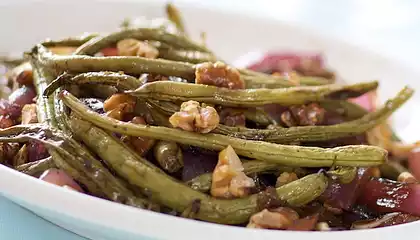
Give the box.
[2,12,415,227]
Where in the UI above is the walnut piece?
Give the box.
[219,108,246,127]
[247,207,299,229]
[275,172,298,187]
[169,100,219,133]
[117,38,159,58]
[211,145,255,198]
[122,116,155,156]
[195,61,244,89]
[21,104,38,124]
[281,103,325,127]
[104,94,136,121]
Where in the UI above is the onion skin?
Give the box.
[320,168,374,210]
[39,168,84,192]
[357,177,420,216]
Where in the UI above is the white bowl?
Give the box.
[0,0,419,239]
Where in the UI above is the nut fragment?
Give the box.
[0,115,14,128]
[104,94,136,121]
[211,145,255,198]
[123,116,155,156]
[219,108,246,127]
[169,100,219,133]
[247,207,299,229]
[21,104,38,124]
[117,38,159,58]
[281,103,325,127]
[195,61,244,89]
[275,172,298,187]
[397,172,417,183]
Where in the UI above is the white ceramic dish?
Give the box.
[1,0,419,239]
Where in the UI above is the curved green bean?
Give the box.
[69,116,328,224]
[129,81,378,107]
[16,157,55,176]
[213,87,413,142]
[74,28,212,55]
[31,44,196,79]
[42,33,99,48]
[165,3,187,35]
[32,59,159,210]
[60,90,387,167]
[187,161,306,193]
[44,72,142,96]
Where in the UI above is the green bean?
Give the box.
[74,28,212,55]
[48,150,105,197]
[158,46,217,64]
[165,3,187,35]
[319,100,367,120]
[32,59,159,210]
[69,116,328,224]
[60,90,387,167]
[187,160,306,193]
[153,141,184,173]
[213,87,413,143]
[31,44,196,79]
[42,33,99,48]
[243,75,331,89]
[129,81,378,107]
[327,166,357,184]
[44,72,142,96]
[16,157,55,176]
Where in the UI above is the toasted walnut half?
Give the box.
[211,145,255,198]
[275,172,298,187]
[247,207,300,229]
[169,100,219,133]
[117,38,159,58]
[195,61,244,89]
[104,93,136,121]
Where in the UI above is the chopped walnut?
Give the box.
[195,61,244,89]
[122,117,155,156]
[21,104,38,124]
[104,94,136,121]
[281,103,326,127]
[117,38,159,58]
[247,207,299,229]
[169,100,219,133]
[211,145,255,198]
[219,108,246,127]
[397,172,417,183]
[275,172,298,187]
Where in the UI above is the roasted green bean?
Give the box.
[60,90,387,167]
[128,81,378,107]
[32,44,196,79]
[213,87,413,142]
[74,28,212,55]
[165,3,187,35]
[16,157,55,176]
[44,72,142,96]
[69,116,328,224]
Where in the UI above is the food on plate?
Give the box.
[0,3,419,231]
